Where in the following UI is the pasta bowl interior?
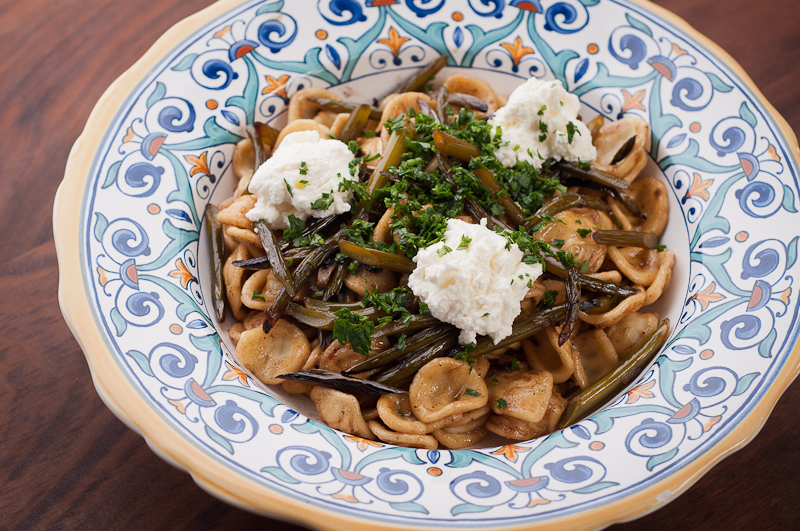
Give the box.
[54,0,800,529]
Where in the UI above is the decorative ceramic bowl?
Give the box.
[55,0,800,529]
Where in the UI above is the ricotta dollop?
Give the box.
[246,130,355,230]
[489,78,596,169]
[407,218,543,345]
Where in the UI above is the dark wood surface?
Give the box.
[1,0,798,529]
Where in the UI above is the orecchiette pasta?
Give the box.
[211,64,675,450]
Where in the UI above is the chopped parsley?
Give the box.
[396,333,407,351]
[495,398,508,409]
[252,291,266,302]
[299,161,308,175]
[511,358,522,371]
[310,191,334,211]
[284,179,293,197]
[437,245,452,257]
[537,105,546,116]
[538,289,559,310]
[464,388,481,397]
[491,378,500,386]
[566,121,580,144]
[457,235,472,251]
[576,228,592,238]
[655,244,667,252]
[332,308,374,357]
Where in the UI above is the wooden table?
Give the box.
[2,0,798,529]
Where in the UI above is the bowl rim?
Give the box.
[54,0,800,529]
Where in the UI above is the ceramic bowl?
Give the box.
[54,0,800,529]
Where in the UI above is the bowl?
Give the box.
[54,0,800,529]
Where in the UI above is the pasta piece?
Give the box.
[592,116,650,183]
[379,92,436,145]
[522,327,575,384]
[311,387,375,440]
[226,225,261,247]
[442,73,503,114]
[431,425,489,449]
[606,246,660,286]
[643,250,676,306]
[216,194,257,231]
[578,287,645,327]
[344,267,398,297]
[367,419,437,449]
[288,87,341,122]
[223,243,250,320]
[228,322,244,345]
[236,319,311,385]
[488,370,553,422]
[485,394,568,440]
[609,176,670,237]
[605,312,659,359]
[409,358,488,423]
[571,329,618,384]
[273,119,330,150]
[535,208,614,273]
[241,269,283,311]
[377,393,462,435]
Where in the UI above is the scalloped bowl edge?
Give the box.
[54,0,800,529]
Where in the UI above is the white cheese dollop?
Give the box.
[489,78,596,169]
[246,130,355,229]
[408,218,543,345]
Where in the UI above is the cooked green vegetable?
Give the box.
[277,369,404,395]
[592,230,660,249]
[372,333,459,388]
[395,54,448,94]
[344,324,457,374]
[432,130,481,161]
[255,220,295,296]
[338,104,372,143]
[337,240,415,274]
[556,160,631,190]
[558,319,670,429]
[307,96,383,121]
[559,265,581,346]
[205,203,226,321]
[610,135,637,165]
[537,253,641,298]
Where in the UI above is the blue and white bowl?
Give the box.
[55,0,800,529]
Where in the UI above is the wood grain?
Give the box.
[1,0,797,529]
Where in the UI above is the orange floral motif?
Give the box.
[213,25,232,39]
[527,498,550,507]
[97,266,110,287]
[344,435,383,451]
[703,415,721,432]
[766,144,781,161]
[685,172,713,201]
[621,89,646,113]
[222,361,249,385]
[169,399,187,414]
[491,444,529,463]
[169,258,195,289]
[692,282,725,310]
[500,37,534,66]
[779,287,792,305]
[331,493,359,503]
[378,27,410,57]
[626,379,655,404]
[670,43,688,56]
[184,151,210,177]
[122,126,136,143]
[262,74,290,98]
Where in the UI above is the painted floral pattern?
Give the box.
[82,0,799,525]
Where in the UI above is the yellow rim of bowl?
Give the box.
[54,0,800,529]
